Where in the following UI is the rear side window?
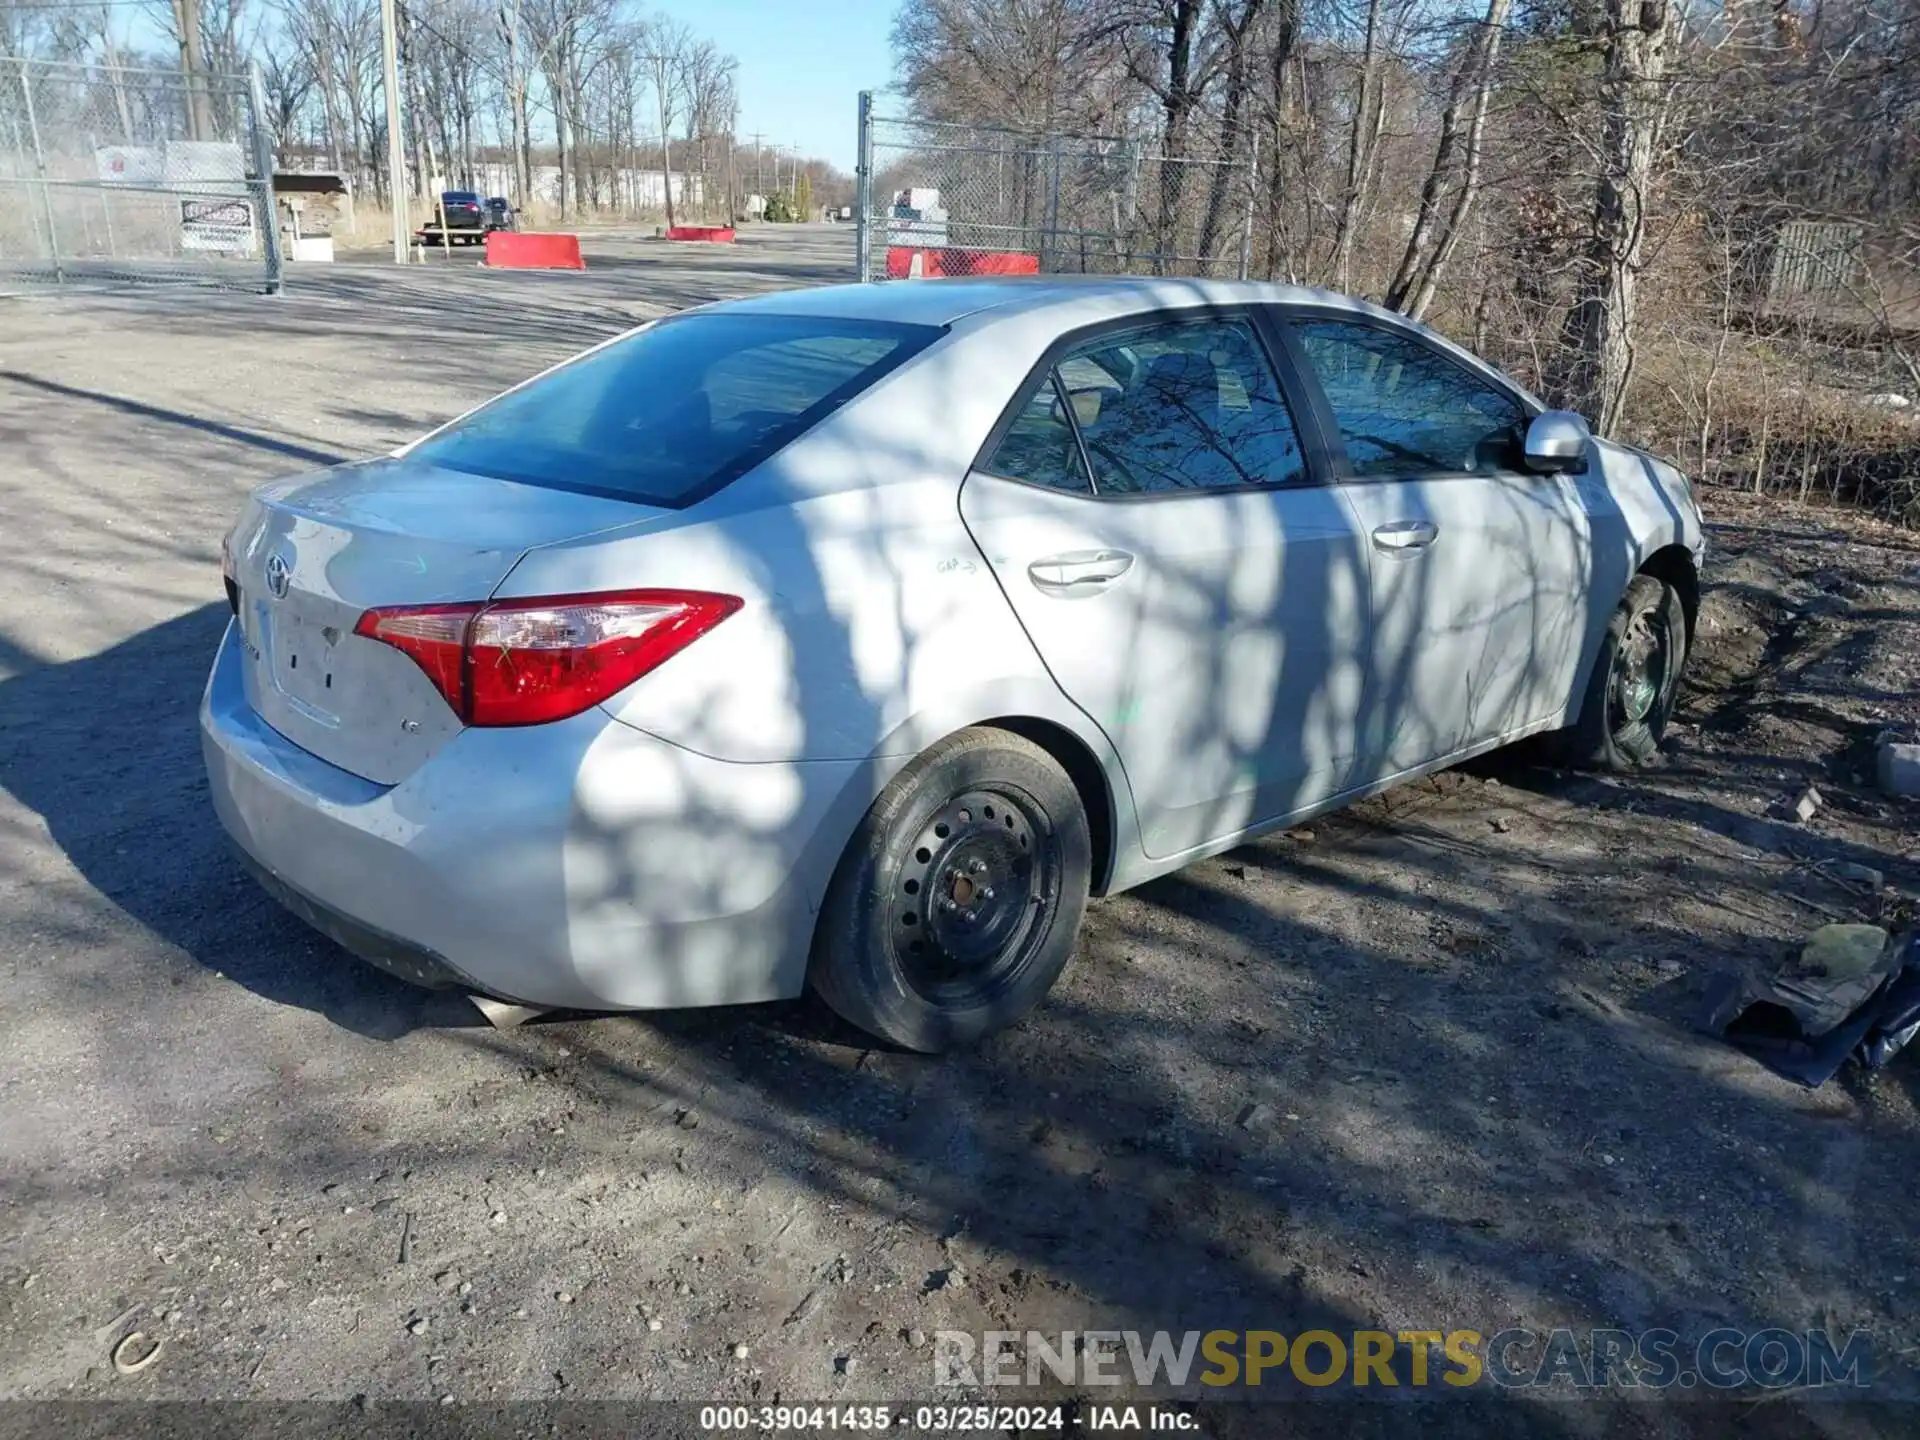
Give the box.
[411,314,938,506]
[1292,318,1526,477]
[981,375,1093,493]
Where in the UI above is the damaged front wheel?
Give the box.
[1558,572,1688,770]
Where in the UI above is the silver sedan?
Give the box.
[203,277,1703,1051]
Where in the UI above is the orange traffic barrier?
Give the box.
[885,246,1040,278]
[667,225,736,243]
[483,232,586,270]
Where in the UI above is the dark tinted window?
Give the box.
[1293,318,1526,477]
[1064,319,1306,495]
[411,315,937,506]
[982,375,1092,493]
[443,190,480,204]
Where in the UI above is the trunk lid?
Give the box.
[228,457,661,784]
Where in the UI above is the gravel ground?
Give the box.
[2,227,1919,1436]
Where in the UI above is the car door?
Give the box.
[1277,312,1591,778]
[958,312,1373,861]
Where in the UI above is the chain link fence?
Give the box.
[854,96,1255,284]
[0,56,281,293]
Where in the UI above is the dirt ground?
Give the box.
[2,227,1919,1436]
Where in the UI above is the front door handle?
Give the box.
[1371,520,1439,553]
[1027,549,1135,595]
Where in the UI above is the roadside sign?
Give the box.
[180,198,258,255]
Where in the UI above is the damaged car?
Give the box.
[203,278,1704,1050]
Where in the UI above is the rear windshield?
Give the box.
[410,313,938,507]
[443,191,479,203]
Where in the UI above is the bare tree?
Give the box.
[1557,0,1674,434]
[519,0,614,215]
[46,3,141,137]
[1122,0,1215,266]
[893,0,1130,133]
[257,25,315,154]
[682,39,735,221]
[640,15,690,228]
[1197,0,1268,266]
[1254,0,1305,278]
[492,0,533,199]
[1382,0,1511,320]
[1325,0,1385,290]
[1,0,51,58]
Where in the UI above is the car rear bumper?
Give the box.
[201,620,871,1011]
[232,847,485,994]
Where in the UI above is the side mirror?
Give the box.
[1523,410,1591,473]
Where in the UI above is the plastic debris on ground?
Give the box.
[1699,925,1920,1087]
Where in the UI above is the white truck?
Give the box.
[886,186,949,248]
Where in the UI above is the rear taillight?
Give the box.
[353,589,741,727]
[355,602,474,710]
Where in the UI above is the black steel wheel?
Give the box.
[887,785,1062,1006]
[811,728,1092,1052]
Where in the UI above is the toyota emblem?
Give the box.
[265,550,292,600]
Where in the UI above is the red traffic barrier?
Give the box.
[885,246,1041,279]
[667,225,736,243]
[483,231,586,270]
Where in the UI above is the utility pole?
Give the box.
[648,51,677,231]
[748,130,763,198]
[379,0,408,262]
[169,0,214,140]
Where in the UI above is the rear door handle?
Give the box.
[1371,520,1439,553]
[1027,549,1135,595]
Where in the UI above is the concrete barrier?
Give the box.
[667,225,736,243]
[483,232,586,270]
[1879,740,1920,796]
[885,246,1040,279]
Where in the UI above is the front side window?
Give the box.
[1046,318,1308,496]
[1292,317,1527,478]
[411,314,938,507]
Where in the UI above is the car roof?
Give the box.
[709,275,1411,331]
[706,274,1543,414]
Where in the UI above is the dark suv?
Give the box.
[437,190,486,243]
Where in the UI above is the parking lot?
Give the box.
[3,223,1919,1433]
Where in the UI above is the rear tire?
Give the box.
[809,727,1092,1053]
[1558,572,1688,770]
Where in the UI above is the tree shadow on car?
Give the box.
[0,599,943,1050]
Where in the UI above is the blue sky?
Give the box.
[653,0,899,171]
[83,0,895,170]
